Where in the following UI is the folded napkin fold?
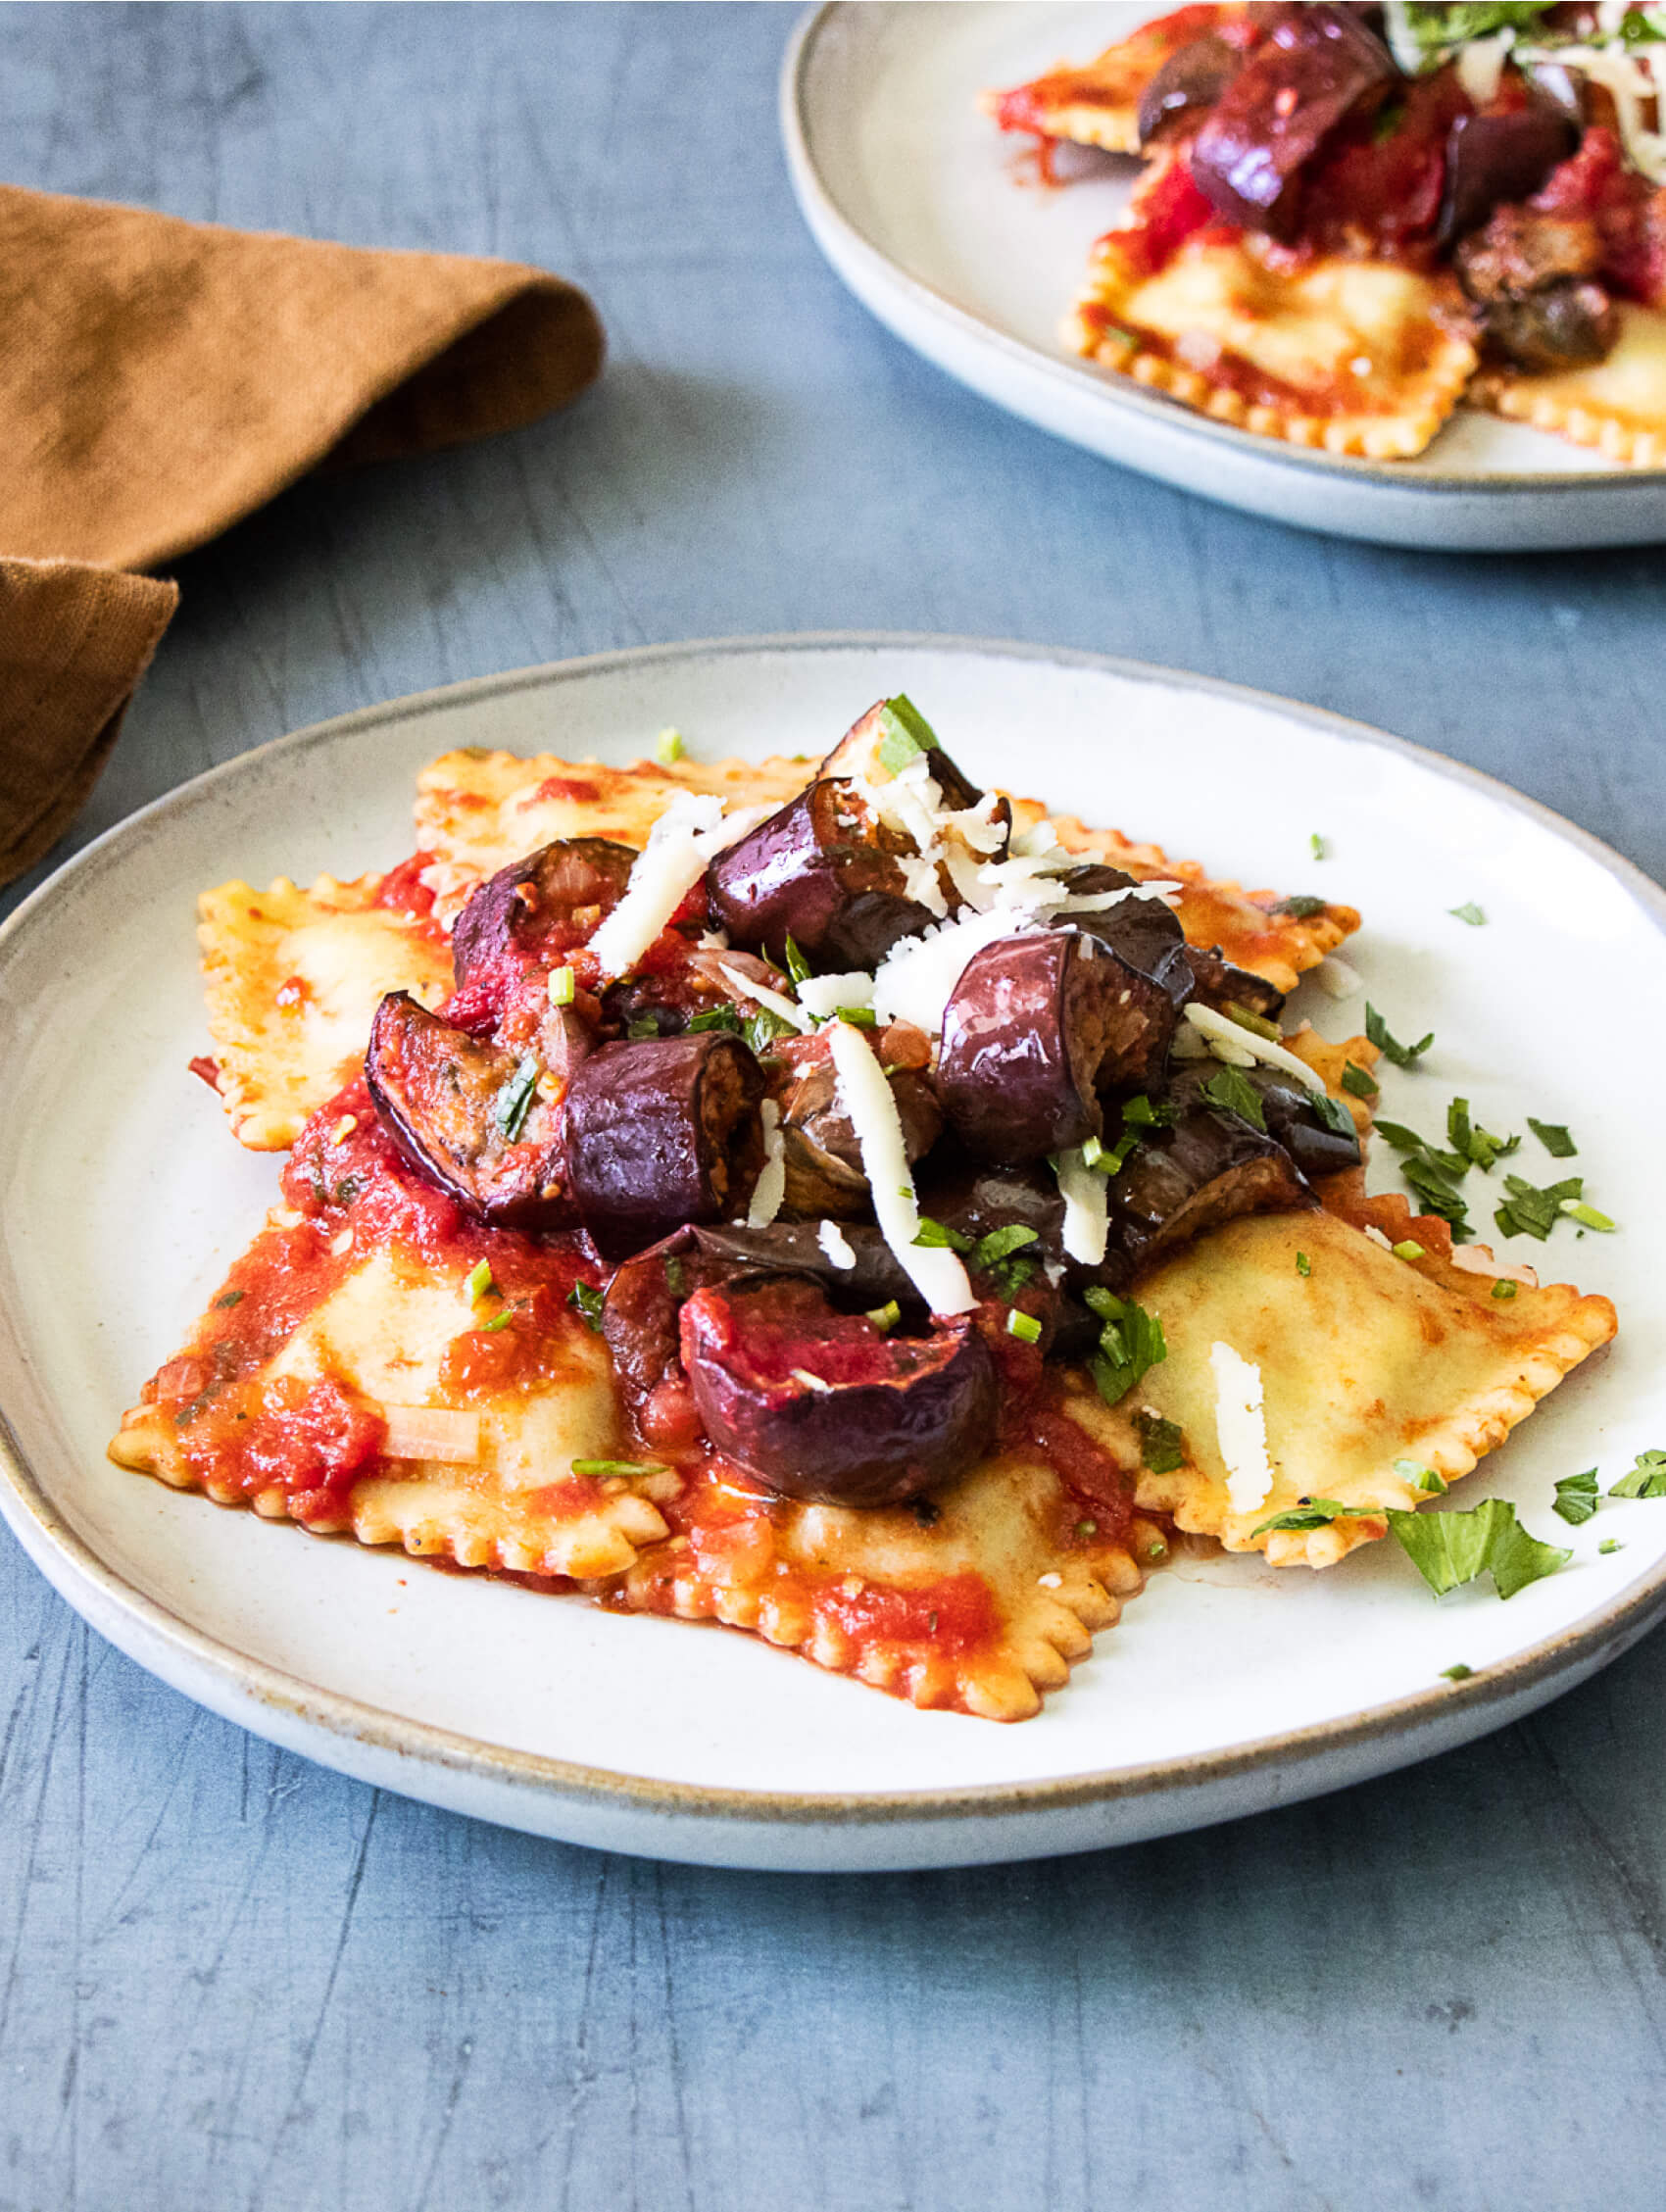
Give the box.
[1,183,606,888]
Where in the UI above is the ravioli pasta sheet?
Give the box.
[199,872,452,1151]
[983,5,1250,156]
[1071,232,1479,461]
[1471,303,1666,468]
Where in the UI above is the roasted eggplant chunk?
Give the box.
[1455,203,1615,374]
[1182,944,1286,1022]
[366,991,574,1229]
[1099,1099,1315,1287]
[1190,5,1395,237]
[938,928,1178,1162]
[1138,29,1241,147]
[707,699,1006,971]
[451,836,637,988]
[776,1042,943,1218]
[1438,106,1577,251]
[1167,1062,1360,1184]
[564,1033,766,1257]
[679,1276,997,1507]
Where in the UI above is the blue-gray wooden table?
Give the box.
[4,8,1664,2207]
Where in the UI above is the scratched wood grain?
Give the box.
[3,6,1666,2208]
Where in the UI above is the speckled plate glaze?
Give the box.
[782,4,1666,552]
[1,634,1663,1872]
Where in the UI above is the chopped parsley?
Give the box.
[1082,1129,1140,1175]
[782,934,811,987]
[1441,1663,1474,1682]
[492,1055,540,1141]
[1310,1092,1357,1139]
[972,1223,1039,1271]
[1365,1003,1434,1068]
[1448,903,1486,927]
[1491,1280,1518,1301]
[913,1215,972,1253]
[1341,1061,1378,1100]
[1446,1097,1518,1173]
[1135,1409,1186,1475]
[746,1007,798,1057]
[1271,895,1328,919]
[1251,1496,1366,1536]
[571,1458,670,1481]
[1386,1498,1570,1600]
[567,1281,606,1334]
[1083,1288,1167,1407]
[688,1004,743,1034]
[1395,1459,1446,1494]
[835,1005,876,1027]
[873,694,940,774]
[1296,1251,1311,1278]
[664,1254,686,1296]
[1309,832,1326,861]
[1608,1450,1666,1500]
[214,1289,245,1309]
[1494,1172,1586,1242]
[1199,1064,1266,1132]
[1120,1093,1176,1129]
[1527,1118,1577,1158]
[626,1015,661,1040]
[1552,1470,1599,1526]
[1006,1308,1042,1346]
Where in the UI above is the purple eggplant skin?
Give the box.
[704,780,941,971]
[564,1033,766,1259]
[1190,6,1396,237]
[365,992,576,1230]
[1063,865,1197,1035]
[1165,1061,1360,1183]
[1096,1100,1315,1290]
[451,837,637,988]
[1138,30,1242,147]
[1182,944,1286,1022]
[938,929,1181,1162]
[1438,106,1577,250]
[679,1277,998,1507]
[777,1053,943,1218]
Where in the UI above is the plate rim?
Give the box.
[3,625,1664,1837]
[781,1,1666,502]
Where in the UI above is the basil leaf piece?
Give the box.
[1386,1499,1571,1600]
[746,1007,796,1057]
[688,1004,743,1034]
[782,934,811,987]
[1398,1155,1472,1240]
[1365,1003,1434,1067]
[1135,1409,1186,1475]
[1086,1292,1167,1406]
[1271,895,1327,919]
[1120,1093,1176,1128]
[566,1282,606,1334]
[1494,1173,1584,1242]
[1200,1064,1266,1132]
[971,1223,1039,1271]
[1251,1496,1369,1536]
[1311,1092,1356,1139]
[1552,1470,1600,1525]
[1527,1117,1577,1158]
[1395,1458,1446,1494]
[913,1215,973,1253]
[1608,1450,1666,1500]
[493,1055,540,1140]
[1446,1097,1518,1172]
[1341,1061,1378,1100]
[1448,903,1486,927]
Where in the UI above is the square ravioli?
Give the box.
[1471,302,1666,467]
[199,869,452,1150]
[984,5,1253,157]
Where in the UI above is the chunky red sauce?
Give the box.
[372,851,440,920]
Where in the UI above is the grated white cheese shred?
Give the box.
[718,963,811,1034]
[1314,954,1363,1001]
[1516,38,1666,184]
[1184,1003,1328,1097]
[1450,1243,1539,1289]
[747,1101,786,1228]
[825,1019,975,1314]
[817,1217,858,1269]
[870,910,1037,1035]
[588,794,770,981]
[1053,1146,1109,1266]
[795,969,875,1020]
[1208,1343,1273,1516]
[1363,1225,1395,1253]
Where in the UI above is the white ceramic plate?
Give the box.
[2,634,1663,1872]
[782,3,1666,552]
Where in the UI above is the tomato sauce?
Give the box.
[371,851,440,920]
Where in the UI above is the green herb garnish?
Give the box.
[1200,1064,1266,1133]
[1309,832,1326,861]
[548,964,576,1008]
[1562,1201,1616,1233]
[571,1458,670,1481]
[1494,1172,1585,1242]
[1600,1538,1624,1555]
[1341,1061,1378,1100]
[1120,1093,1176,1128]
[1446,1097,1518,1172]
[1135,1409,1186,1475]
[493,1055,540,1141]
[214,1290,245,1309]
[1393,1240,1426,1262]
[1386,1499,1570,1600]
[688,1004,743,1034]
[567,1281,605,1334]
[1310,1092,1357,1139]
[782,934,811,987]
[1296,1251,1311,1278]
[1448,903,1486,927]
[1608,1450,1666,1500]
[1527,1117,1577,1158]
[1395,1459,1446,1494]
[835,1005,877,1028]
[626,1015,661,1039]
[1251,1496,1367,1536]
[873,694,941,774]
[1224,1001,1281,1042]
[656,726,684,763]
[1441,1663,1474,1681]
[1271,895,1328,919]
[746,1007,797,1057]
[466,1258,495,1304]
[913,1215,972,1253]
[1084,1289,1167,1406]
[480,1306,515,1334]
[971,1223,1039,1271]
[1552,1469,1599,1526]
[1006,1308,1042,1346]
[1491,1280,1518,1301]
[865,1300,901,1335]
[1365,1003,1434,1067]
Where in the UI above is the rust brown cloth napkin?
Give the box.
[0,183,606,887]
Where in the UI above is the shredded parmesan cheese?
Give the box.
[1314,954,1363,1001]
[747,1100,786,1227]
[718,963,811,1035]
[817,1217,857,1269]
[588,794,769,980]
[1208,1343,1273,1514]
[1053,1146,1110,1266]
[1450,1244,1540,1288]
[1184,1003,1327,1097]
[825,1019,975,1314]
[795,969,874,1020]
